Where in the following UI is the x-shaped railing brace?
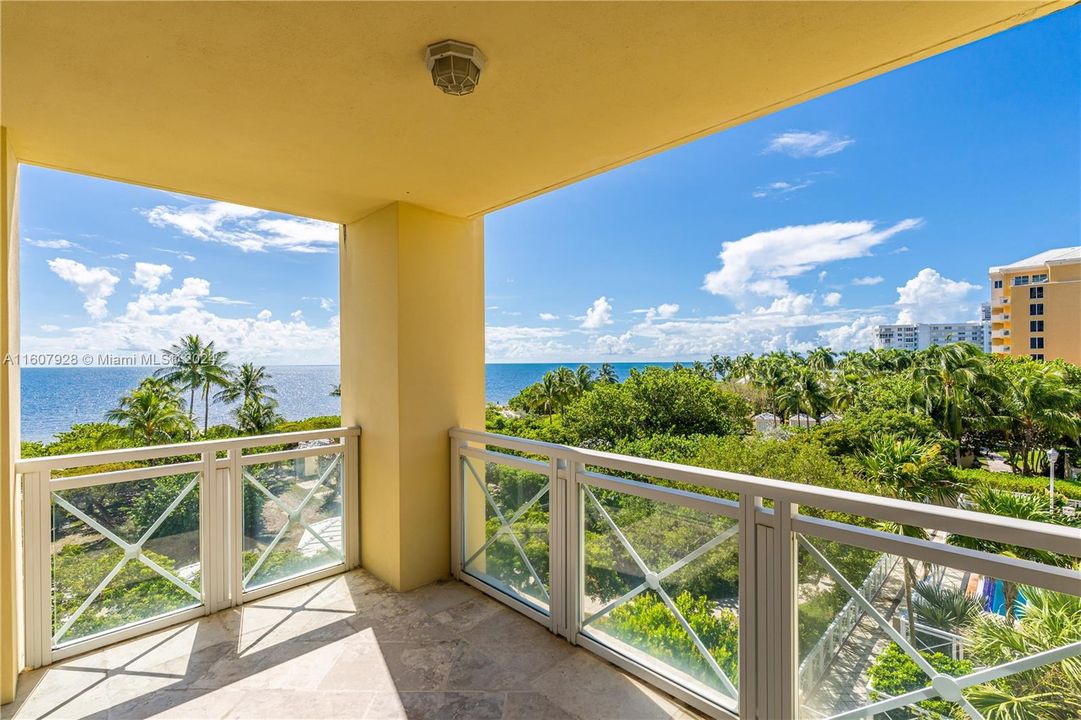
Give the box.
[462,458,551,603]
[242,455,343,587]
[801,537,1081,720]
[51,475,202,645]
[583,486,739,700]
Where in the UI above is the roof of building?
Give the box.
[990,246,1081,274]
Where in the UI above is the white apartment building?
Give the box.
[873,317,990,352]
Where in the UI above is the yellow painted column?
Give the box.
[1,127,21,704]
[339,202,484,591]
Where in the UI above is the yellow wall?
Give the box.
[991,262,1081,365]
[339,203,484,591]
[1,127,21,704]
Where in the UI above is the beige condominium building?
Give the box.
[989,246,1081,364]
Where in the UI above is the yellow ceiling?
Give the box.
[1,1,1070,222]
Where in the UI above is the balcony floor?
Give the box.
[3,570,706,720]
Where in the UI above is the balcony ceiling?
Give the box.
[1,1,1068,222]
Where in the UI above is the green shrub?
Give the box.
[956,467,1081,501]
[868,643,972,719]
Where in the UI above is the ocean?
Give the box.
[20,362,673,442]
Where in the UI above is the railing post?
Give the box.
[565,459,584,645]
[776,500,799,719]
[449,439,465,579]
[20,471,50,669]
[344,431,361,569]
[738,493,760,720]
[200,448,226,613]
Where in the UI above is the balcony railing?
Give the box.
[450,428,1081,720]
[15,426,360,667]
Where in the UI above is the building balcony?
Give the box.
[991,329,1011,339]
[8,427,1081,720]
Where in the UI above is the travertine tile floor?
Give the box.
[2,570,708,720]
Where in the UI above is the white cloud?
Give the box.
[755,293,816,315]
[26,238,77,249]
[47,258,120,319]
[765,131,854,158]
[818,271,827,282]
[131,261,173,291]
[581,296,613,329]
[24,276,341,365]
[818,315,886,351]
[702,219,922,300]
[257,309,273,321]
[128,277,210,313]
[304,296,335,311]
[894,268,981,324]
[539,312,559,321]
[486,325,573,360]
[656,303,679,318]
[144,201,338,253]
[852,275,884,286]
[890,246,910,255]
[291,310,304,321]
[155,248,197,262]
[206,296,251,305]
[823,292,842,307]
[39,324,61,332]
[752,179,812,199]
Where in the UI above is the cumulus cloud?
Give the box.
[26,238,78,249]
[304,296,335,311]
[655,303,679,318]
[25,275,341,365]
[702,219,922,300]
[539,312,559,321]
[581,296,613,329]
[40,324,61,333]
[486,325,573,360]
[257,309,273,321]
[766,131,854,158]
[852,275,884,286]
[131,262,173,291]
[144,201,338,253]
[291,310,304,321]
[818,315,887,351]
[47,258,120,319]
[823,292,842,307]
[895,268,981,324]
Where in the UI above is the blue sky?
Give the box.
[20,7,1080,365]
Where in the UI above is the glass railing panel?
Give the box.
[579,481,739,709]
[461,456,551,611]
[241,452,344,591]
[50,472,202,646]
[797,531,1081,720]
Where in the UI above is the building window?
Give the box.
[1030,320,1044,332]
[1030,337,1044,349]
[1030,286,1044,299]
[1032,273,1048,283]
[1030,303,1044,316]
[1031,353,1044,361]
[1012,275,1029,286]
[993,279,1003,289]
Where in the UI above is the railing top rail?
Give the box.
[15,426,360,473]
[451,427,1081,558]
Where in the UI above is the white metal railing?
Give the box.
[799,552,901,692]
[16,426,360,667]
[450,428,1081,720]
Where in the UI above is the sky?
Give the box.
[20,7,1080,366]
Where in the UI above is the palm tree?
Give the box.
[947,487,1078,622]
[234,396,282,435]
[198,345,233,434]
[996,363,1081,475]
[807,346,836,375]
[598,363,619,384]
[911,342,991,466]
[912,579,981,632]
[964,586,1081,719]
[708,354,732,381]
[574,364,595,393]
[156,334,207,427]
[538,372,561,420]
[216,362,276,408]
[859,435,961,642]
[100,386,195,448]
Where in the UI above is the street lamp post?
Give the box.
[1046,448,1060,513]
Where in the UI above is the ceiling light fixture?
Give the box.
[425,40,486,96]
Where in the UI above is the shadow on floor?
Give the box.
[2,570,705,719]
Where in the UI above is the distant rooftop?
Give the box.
[989,246,1081,273]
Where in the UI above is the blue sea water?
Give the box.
[20,362,674,442]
